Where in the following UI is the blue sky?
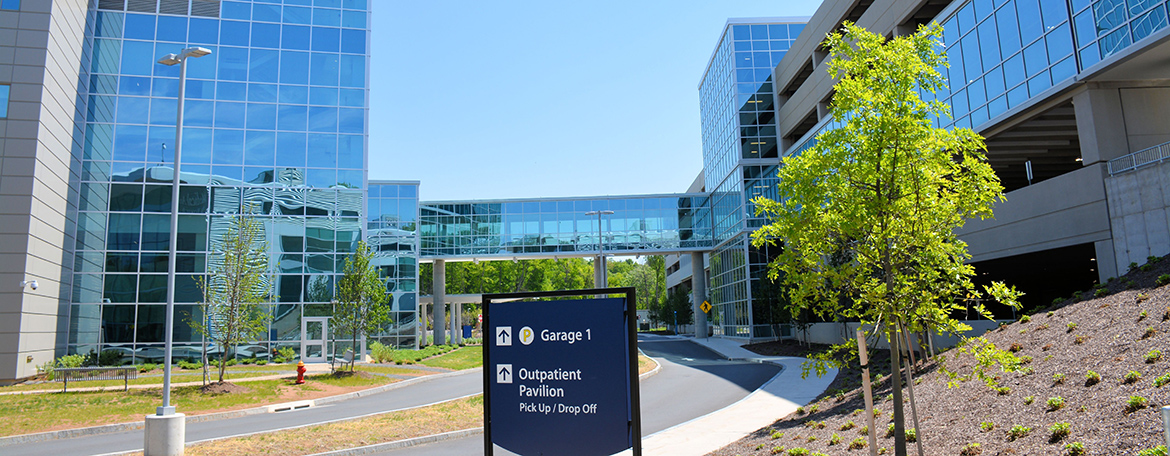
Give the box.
[369,1,823,201]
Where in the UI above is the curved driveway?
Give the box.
[379,336,781,455]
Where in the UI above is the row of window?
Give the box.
[94,11,368,48]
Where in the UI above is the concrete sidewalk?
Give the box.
[633,337,836,456]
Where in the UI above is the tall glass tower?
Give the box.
[697,18,805,338]
[67,0,371,362]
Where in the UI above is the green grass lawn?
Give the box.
[0,371,405,437]
[420,346,483,370]
[0,366,300,393]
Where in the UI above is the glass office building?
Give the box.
[697,19,804,338]
[367,181,420,348]
[67,0,371,361]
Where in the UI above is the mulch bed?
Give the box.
[199,381,251,395]
[710,256,1170,456]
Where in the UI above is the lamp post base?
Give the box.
[144,412,185,456]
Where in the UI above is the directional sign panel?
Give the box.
[484,292,639,456]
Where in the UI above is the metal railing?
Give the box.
[1108,140,1170,175]
[54,366,137,392]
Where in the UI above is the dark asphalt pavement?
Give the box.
[380,336,781,455]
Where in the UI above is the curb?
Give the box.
[0,367,480,447]
[306,428,485,456]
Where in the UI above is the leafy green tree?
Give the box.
[333,241,390,372]
[192,216,273,383]
[749,23,1019,456]
[651,287,693,328]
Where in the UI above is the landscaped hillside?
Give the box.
[712,255,1170,456]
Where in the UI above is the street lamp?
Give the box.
[146,46,210,456]
[585,210,614,289]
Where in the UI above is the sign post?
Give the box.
[483,288,641,456]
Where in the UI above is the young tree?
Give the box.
[750,23,1019,456]
[192,215,273,384]
[651,287,693,329]
[333,241,390,372]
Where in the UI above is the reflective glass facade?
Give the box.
[697,20,803,337]
[69,0,372,361]
[367,182,419,348]
[419,195,712,259]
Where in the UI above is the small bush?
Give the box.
[849,437,867,450]
[1143,326,1156,339]
[1024,396,1035,405]
[1142,263,1154,272]
[136,363,158,373]
[56,354,85,369]
[1140,310,1149,320]
[1066,441,1086,456]
[256,359,268,365]
[1009,343,1023,352]
[1146,350,1162,363]
[1052,297,1065,305]
[1124,370,1142,384]
[995,386,1012,395]
[794,406,804,415]
[177,360,202,370]
[1085,371,1101,386]
[980,421,995,432]
[859,425,869,436]
[1007,425,1031,441]
[808,404,819,413]
[1074,335,1087,344]
[1125,395,1149,413]
[840,420,855,431]
[1154,373,1170,388]
[905,428,917,443]
[1157,274,1170,286]
[1130,262,1140,272]
[276,346,296,361]
[1047,396,1065,411]
[886,423,896,438]
[787,449,810,456]
[1020,315,1031,323]
[806,435,817,442]
[1053,373,1066,385]
[960,443,983,456]
[1094,288,1109,297]
[829,433,841,445]
[1066,322,1078,332]
[1138,293,1150,303]
[1137,445,1168,456]
[770,430,784,440]
[1049,422,1070,441]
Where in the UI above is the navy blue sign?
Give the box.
[484,290,640,456]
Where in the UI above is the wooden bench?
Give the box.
[54,366,138,392]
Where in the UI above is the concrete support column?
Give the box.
[1073,86,1130,165]
[432,259,445,346]
[451,302,462,345]
[690,252,708,338]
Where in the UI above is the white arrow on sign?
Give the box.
[497,364,512,384]
[496,326,512,346]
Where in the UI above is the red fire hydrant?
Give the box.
[295,360,307,384]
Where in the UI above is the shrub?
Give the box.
[806,435,816,442]
[1140,310,1149,320]
[1074,335,1087,344]
[1154,373,1170,388]
[1024,396,1035,405]
[980,421,995,432]
[136,363,158,373]
[177,360,202,370]
[829,433,841,445]
[1009,343,1023,352]
[1020,315,1031,323]
[769,430,783,440]
[1150,255,1162,264]
[1085,371,1101,386]
[1137,445,1168,456]
[808,404,819,413]
[1143,326,1157,339]
[1158,274,1170,286]
[1007,425,1031,441]
[794,406,804,414]
[1125,395,1149,413]
[995,386,1012,395]
[276,346,296,361]
[1146,350,1162,363]
[1066,322,1077,332]
[787,449,810,456]
[1124,370,1142,384]
[1142,263,1154,272]
[256,359,267,365]
[370,341,394,363]
[859,425,869,436]
[840,420,855,431]
[1049,422,1070,441]
[56,354,84,369]
[959,443,983,456]
[770,446,785,455]
[1094,288,1109,297]
[1065,442,1086,456]
[849,437,867,450]
[905,428,917,443]
[1053,373,1066,385]
[886,423,896,437]
[1138,293,1150,303]
[1130,262,1140,272]
[1047,396,1065,411]
[1052,297,1065,305]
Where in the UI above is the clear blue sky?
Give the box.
[369,1,823,201]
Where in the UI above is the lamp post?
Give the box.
[147,46,210,456]
[585,210,614,289]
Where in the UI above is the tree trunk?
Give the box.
[218,345,228,383]
[890,328,907,456]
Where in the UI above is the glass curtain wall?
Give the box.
[69,0,371,363]
[367,182,419,348]
[697,20,802,337]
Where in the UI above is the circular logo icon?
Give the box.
[519,326,535,345]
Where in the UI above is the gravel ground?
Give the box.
[709,256,1170,456]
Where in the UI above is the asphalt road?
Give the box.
[380,336,781,456]
[3,371,484,456]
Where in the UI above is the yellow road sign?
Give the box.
[701,301,712,313]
